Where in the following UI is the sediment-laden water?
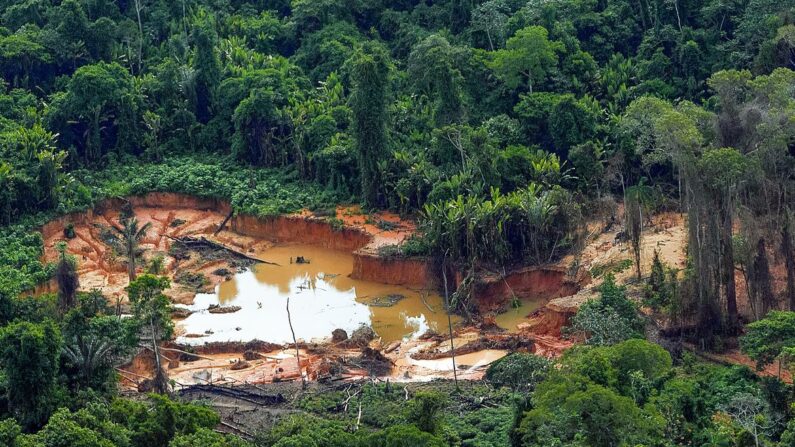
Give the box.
[176,244,460,344]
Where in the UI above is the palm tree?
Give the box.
[62,336,115,386]
[113,217,152,282]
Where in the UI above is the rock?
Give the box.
[207,304,242,314]
[331,328,349,343]
[171,307,193,319]
[243,350,260,361]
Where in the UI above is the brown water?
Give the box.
[494,298,543,331]
[176,245,459,345]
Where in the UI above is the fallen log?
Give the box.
[214,210,234,236]
[166,235,280,266]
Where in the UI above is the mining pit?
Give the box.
[40,192,606,390]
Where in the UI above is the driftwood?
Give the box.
[166,235,280,266]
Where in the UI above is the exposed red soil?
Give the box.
[469,266,585,314]
[42,193,592,388]
[351,254,433,288]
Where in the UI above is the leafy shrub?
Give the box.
[567,275,644,345]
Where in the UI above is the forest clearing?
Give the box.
[4,0,795,445]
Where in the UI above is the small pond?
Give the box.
[176,244,460,345]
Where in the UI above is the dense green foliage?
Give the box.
[567,274,645,345]
[2,0,795,445]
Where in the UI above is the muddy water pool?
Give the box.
[176,244,460,345]
[493,298,543,331]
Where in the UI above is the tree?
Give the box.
[624,184,655,280]
[408,35,465,127]
[720,393,775,447]
[127,275,173,394]
[112,217,152,282]
[350,42,390,208]
[366,425,446,447]
[0,320,62,429]
[548,95,599,157]
[232,89,290,166]
[0,419,21,446]
[784,217,795,311]
[407,391,447,434]
[750,238,775,318]
[698,147,751,330]
[569,141,604,193]
[485,353,551,393]
[568,275,644,345]
[517,377,663,446]
[191,9,222,124]
[55,241,79,314]
[47,62,141,163]
[490,26,560,93]
[741,311,795,370]
[61,291,139,392]
[471,0,509,50]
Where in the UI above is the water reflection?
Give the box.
[176,244,457,345]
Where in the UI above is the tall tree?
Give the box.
[191,9,221,124]
[0,320,62,429]
[471,0,509,50]
[490,26,560,93]
[698,147,751,330]
[112,217,152,282]
[350,42,390,208]
[127,275,173,394]
[624,185,654,280]
[408,35,465,127]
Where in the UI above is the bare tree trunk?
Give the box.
[783,220,795,310]
[150,318,168,394]
[722,204,738,331]
[134,0,144,73]
[753,238,774,317]
[128,238,137,281]
[286,297,306,389]
[442,261,459,392]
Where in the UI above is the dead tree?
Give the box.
[286,297,306,389]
